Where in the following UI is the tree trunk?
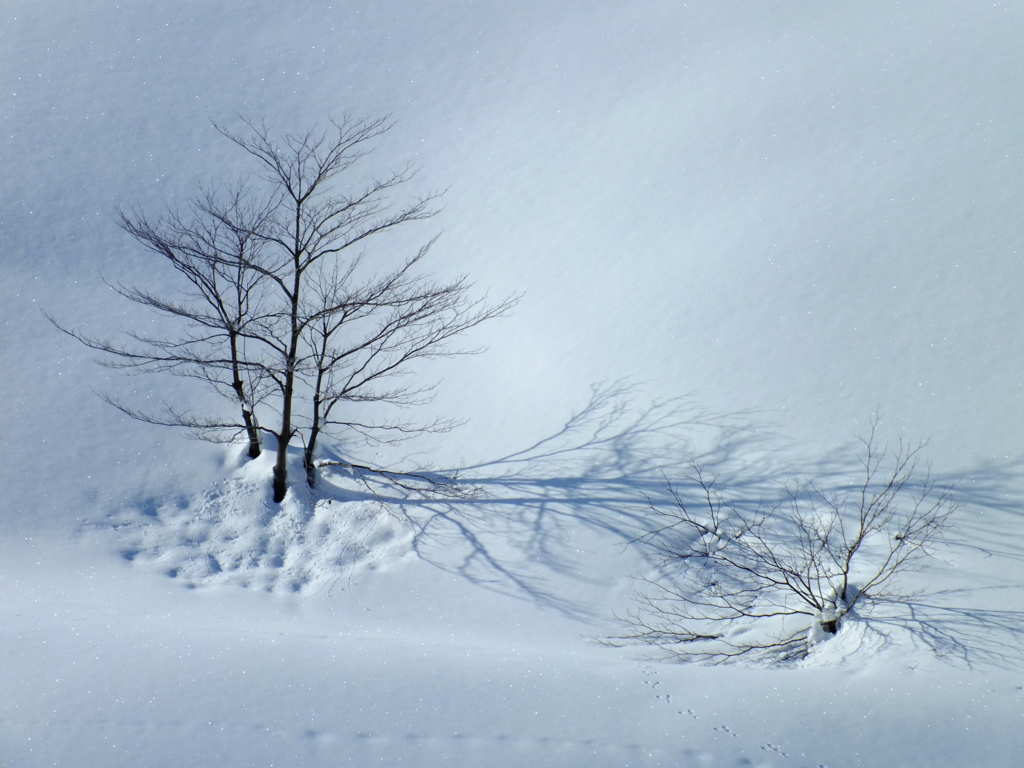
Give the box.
[303,425,319,488]
[273,235,303,503]
[273,445,289,502]
[304,449,317,488]
[273,384,293,503]
[228,331,261,459]
[304,391,322,488]
[819,617,840,635]
[241,407,261,459]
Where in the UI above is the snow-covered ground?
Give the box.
[3,1,1023,765]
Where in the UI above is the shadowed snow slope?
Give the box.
[2,1,1023,765]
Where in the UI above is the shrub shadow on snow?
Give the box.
[867,454,1024,669]
[942,454,1024,563]
[850,587,1024,671]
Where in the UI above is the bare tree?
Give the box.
[50,115,516,502]
[298,238,506,488]
[47,183,275,459]
[620,420,958,663]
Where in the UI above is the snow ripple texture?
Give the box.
[104,458,413,594]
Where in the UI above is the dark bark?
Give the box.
[240,402,261,459]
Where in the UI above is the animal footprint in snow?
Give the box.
[677,709,699,720]
[760,743,789,757]
[640,668,662,686]
[655,693,672,703]
[713,725,739,738]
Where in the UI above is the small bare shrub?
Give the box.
[622,420,957,663]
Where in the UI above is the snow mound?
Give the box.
[802,616,890,668]
[95,450,414,594]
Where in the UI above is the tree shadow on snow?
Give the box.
[323,380,785,621]
[101,374,1024,667]
[320,382,1024,669]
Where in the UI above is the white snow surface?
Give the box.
[3,1,1024,765]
